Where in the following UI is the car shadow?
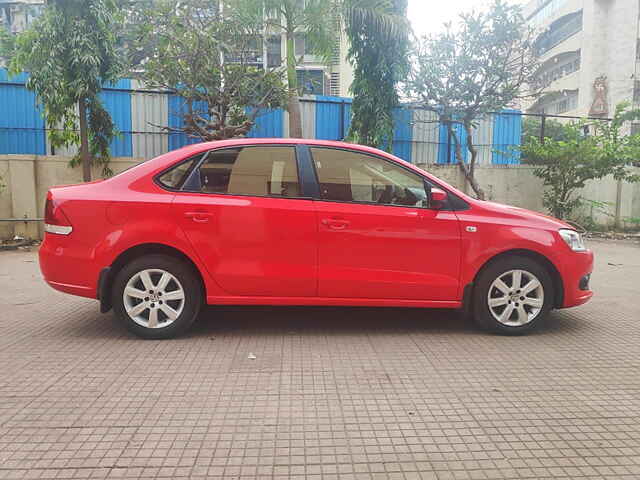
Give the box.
[188,305,587,338]
[68,304,586,340]
[187,305,476,337]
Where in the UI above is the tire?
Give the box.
[112,254,203,339]
[472,255,553,335]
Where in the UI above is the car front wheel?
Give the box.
[112,254,203,339]
[472,256,553,334]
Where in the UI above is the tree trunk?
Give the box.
[285,31,302,138]
[78,97,91,182]
[463,121,485,200]
[448,123,486,200]
[288,96,303,138]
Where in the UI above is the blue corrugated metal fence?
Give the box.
[0,69,523,165]
[0,70,46,155]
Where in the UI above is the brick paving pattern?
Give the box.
[0,239,639,479]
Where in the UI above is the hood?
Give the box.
[478,200,573,230]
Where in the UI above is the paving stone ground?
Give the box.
[0,239,639,479]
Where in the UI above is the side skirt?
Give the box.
[205,296,461,309]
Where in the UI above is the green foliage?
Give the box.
[0,25,15,61]
[7,0,123,178]
[521,116,568,144]
[261,0,338,86]
[230,0,338,138]
[520,116,570,163]
[405,0,538,199]
[344,0,410,150]
[519,102,640,220]
[134,0,287,141]
[577,199,640,232]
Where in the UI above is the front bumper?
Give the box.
[559,249,594,308]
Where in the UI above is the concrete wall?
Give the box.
[0,155,139,240]
[0,154,638,240]
[420,163,640,228]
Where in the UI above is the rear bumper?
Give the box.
[39,234,99,299]
[560,249,594,308]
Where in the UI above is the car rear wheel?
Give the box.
[112,254,202,339]
[472,256,553,335]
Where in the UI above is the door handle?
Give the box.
[321,218,350,230]
[184,211,212,223]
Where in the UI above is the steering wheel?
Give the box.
[376,184,394,204]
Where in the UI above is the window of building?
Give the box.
[528,0,569,29]
[535,51,580,88]
[225,36,263,66]
[297,69,325,95]
[553,92,578,114]
[196,147,300,198]
[535,11,582,56]
[310,147,427,207]
[295,34,306,58]
[531,91,579,115]
[267,35,282,68]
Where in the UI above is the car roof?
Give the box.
[193,137,379,152]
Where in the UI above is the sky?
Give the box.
[408,0,526,38]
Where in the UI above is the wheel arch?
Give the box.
[466,248,564,310]
[98,243,206,313]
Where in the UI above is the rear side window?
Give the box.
[157,154,202,189]
[197,146,300,197]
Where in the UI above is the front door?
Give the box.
[172,145,317,297]
[309,146,461,301]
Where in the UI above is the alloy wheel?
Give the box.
[487,269,544,327]
[123,269,185,329]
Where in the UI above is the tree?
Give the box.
[520,116,569,163]
[0,26,14,62]
[343,0,410,150]
[405,0,538,199]
[5,0,123,181]
[519,102,640,220]
[521,116,568,144]
[134,0,288,141]
[230,0,337,139]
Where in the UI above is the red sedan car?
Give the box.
[39,139,593,338]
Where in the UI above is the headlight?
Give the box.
[559,229,586,251]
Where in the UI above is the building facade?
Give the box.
[524,0,640,120]
[1,0,354,97]
[233,29,354,98]
[0,0,43,34]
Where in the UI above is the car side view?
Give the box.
[39,138,594,339]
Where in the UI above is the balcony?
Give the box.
[533,50,580,89]
[534,10,582,56]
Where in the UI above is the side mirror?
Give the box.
[430,187,448,209]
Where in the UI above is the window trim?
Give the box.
[306,146,468,211]
[163,144,312,201]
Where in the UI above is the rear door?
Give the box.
[170,145,317,297]
[308,146,461,301]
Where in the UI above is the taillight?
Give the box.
[44,194,73,235]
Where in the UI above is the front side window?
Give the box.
[310,147,427,207]
[197,146,300,198]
